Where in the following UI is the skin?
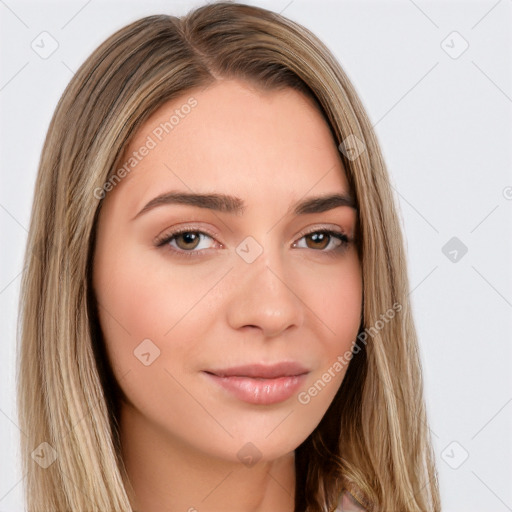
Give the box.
[92,79,362,512]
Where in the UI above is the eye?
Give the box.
[293,229,349,253]
[155,228,218,258]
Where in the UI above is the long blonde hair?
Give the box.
[17,2,440,511]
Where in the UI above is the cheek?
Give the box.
[93,243,212,373]
[93,242,243,405]
[93,247,221,422]
[297,254,362,399]
[305,252,362,347]
[96,239,212,329]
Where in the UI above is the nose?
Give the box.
[225,246,304,338]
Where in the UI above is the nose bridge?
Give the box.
[226,235,304,336]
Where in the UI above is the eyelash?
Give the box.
[154,226,351,259]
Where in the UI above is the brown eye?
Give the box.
[295,229,349,254]
[174,232,201,250]
[304,232,331,250]
[155,229,217,256]
[292,229,349,255]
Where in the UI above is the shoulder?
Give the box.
[333,489,368,512]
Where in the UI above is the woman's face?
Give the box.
[93,79,362,464]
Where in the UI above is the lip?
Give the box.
[203,362,310,405]
[205,362,310,379]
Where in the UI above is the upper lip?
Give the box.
[205,362,310,379]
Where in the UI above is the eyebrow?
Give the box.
[132,190,356,220]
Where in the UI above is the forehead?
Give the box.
[110,79,349,207]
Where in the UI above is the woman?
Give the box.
[17,2,441,511]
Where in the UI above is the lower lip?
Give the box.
[203,372,308,405]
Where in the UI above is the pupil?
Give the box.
[179,232,199,249]
[308,233,328,249]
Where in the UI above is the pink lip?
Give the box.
[205,362,309,379]
[203,362,309,405]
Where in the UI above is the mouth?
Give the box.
[202,362,310,405]
[204,362,310,379]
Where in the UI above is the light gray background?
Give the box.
[1,0,511,510]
